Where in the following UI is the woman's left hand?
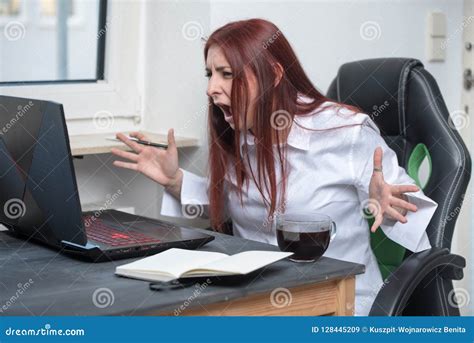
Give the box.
[367,147,419,232]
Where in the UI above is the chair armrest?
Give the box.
[369,247,465,316]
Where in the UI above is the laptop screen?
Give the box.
[0,95,87,247]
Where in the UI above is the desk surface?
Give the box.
[0,228,364,316]
[69,131,199,156]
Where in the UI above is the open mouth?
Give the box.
[217,104,233,122]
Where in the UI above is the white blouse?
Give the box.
[160,100,438,316]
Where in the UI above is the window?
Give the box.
[0,0,20,16]
[40,0,74,17]
[0,0,143,127]
[0,0,107,83]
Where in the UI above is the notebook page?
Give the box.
[115,248,229,278]
[183,251,292,276]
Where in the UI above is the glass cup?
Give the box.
[275,211,337,263]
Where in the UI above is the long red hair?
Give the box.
[204,18,362,232]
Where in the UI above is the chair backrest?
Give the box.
[326,58,471,254]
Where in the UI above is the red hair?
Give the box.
[204,18,362,232]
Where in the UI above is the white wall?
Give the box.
[210,0,463,110]
[140,0,211,228]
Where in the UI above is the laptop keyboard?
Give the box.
[83,216,162,246]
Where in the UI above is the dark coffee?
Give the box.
[276,228,330,261]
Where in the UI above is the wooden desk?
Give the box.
[0,227,364,316]
[159,277,356,316]
[69,131,199,156]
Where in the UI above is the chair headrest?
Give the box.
[327,58,423,136]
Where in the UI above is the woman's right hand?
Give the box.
[111,129,181,188]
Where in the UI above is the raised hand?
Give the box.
[111,129,181,188]
[367,147,419,232]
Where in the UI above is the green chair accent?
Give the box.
[368,143,432,280]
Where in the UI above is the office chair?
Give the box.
[326,58,471,316]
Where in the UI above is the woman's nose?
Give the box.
[206,77,221,98]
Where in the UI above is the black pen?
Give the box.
[132,138,168,149]
[108,136,168,149]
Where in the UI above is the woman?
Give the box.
[111,18,437,316]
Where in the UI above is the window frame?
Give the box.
[0,0,143,123]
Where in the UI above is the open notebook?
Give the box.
[115,248,293,282]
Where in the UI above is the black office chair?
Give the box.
[326,58,471,316]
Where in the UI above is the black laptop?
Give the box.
[0,95,214,262]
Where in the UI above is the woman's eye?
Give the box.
[205,72,211,78]
[223,72,233,78]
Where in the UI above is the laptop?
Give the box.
[0,95,214,262]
